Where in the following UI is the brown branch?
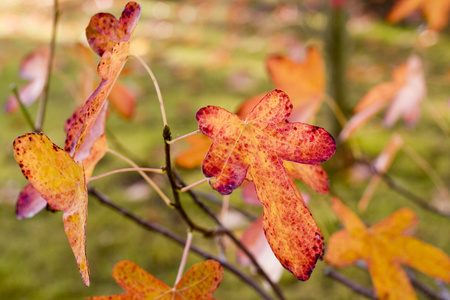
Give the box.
[35,0,59,131]
[88,188,276,300]
[379,173,450,219]
[323,268,377,299]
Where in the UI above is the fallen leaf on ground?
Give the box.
[326,197,450,300]
[197,89,336,280]
[13,133,89,286]
[88,260,223,299]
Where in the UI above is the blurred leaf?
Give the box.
[340,55,426,141]
[326,197,450,299]
[197,89,335,280]
[388,0,450,31]
[237,46,325,123]
[4,47,50,113]
[88,260,223,299]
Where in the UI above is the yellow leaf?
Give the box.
[13,133,89,286]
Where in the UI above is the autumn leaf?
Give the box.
[4,47,50,113]
[16,101,108,220]
[65,2,141,157]
[13,133,90,286]
[387,0,450,31]
[339,55,426,141]
[197,89,336,280]
[325,197,450,300]
[237,46,325,123]
[89,260,223,299]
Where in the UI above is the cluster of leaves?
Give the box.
[6,1,450,299]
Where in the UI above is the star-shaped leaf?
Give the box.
[325,197,450,299]
[13,133,90,286]
[89,260,223,299]
[340,55,426,141]
[65,2,141,157]
[196,89,336,280]
[387,0,450,31]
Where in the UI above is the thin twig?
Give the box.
[175,231,193,285]
[167,130,200,144]
[86,167,165,183]
[35,0,59,131]
[128,53,167,126]
[88,189,275,300]
[10,84,36,131]
[179,178,208,192]
[107,148,172,206]
[323,268,377,300]
[379,173,450,219]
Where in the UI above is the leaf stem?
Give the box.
[128,53,167,126]
[35,0,59,131]
[167,130,200,144]
[107,148,172,206]
[86,167,164,183]
[10,84,36,131]
[179,178,208,192]
[175,231,193,286]
[89,188,276,300]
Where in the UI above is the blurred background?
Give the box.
[1,0,450,299]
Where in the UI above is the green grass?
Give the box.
[1,1,450,299]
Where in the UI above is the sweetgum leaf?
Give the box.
[340,55,425,141]
[86,1,141,56]
[326,197,450,299]
[88,260,223,299]
[13,133,89,285]
[387,0,450,31]
[196,89,336,280]
[16,183,47,220]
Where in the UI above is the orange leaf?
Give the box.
[175,134,212,169]
[197,89,336,280]
[387,0,450,31]
[4,47,50,113]
[326,197,450,299]
[109,81,136,119]
[13,133,89,286]
[237,47,325,123]
[340,55,425,141]
[65,2,141,157]
[89,260,223,299]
